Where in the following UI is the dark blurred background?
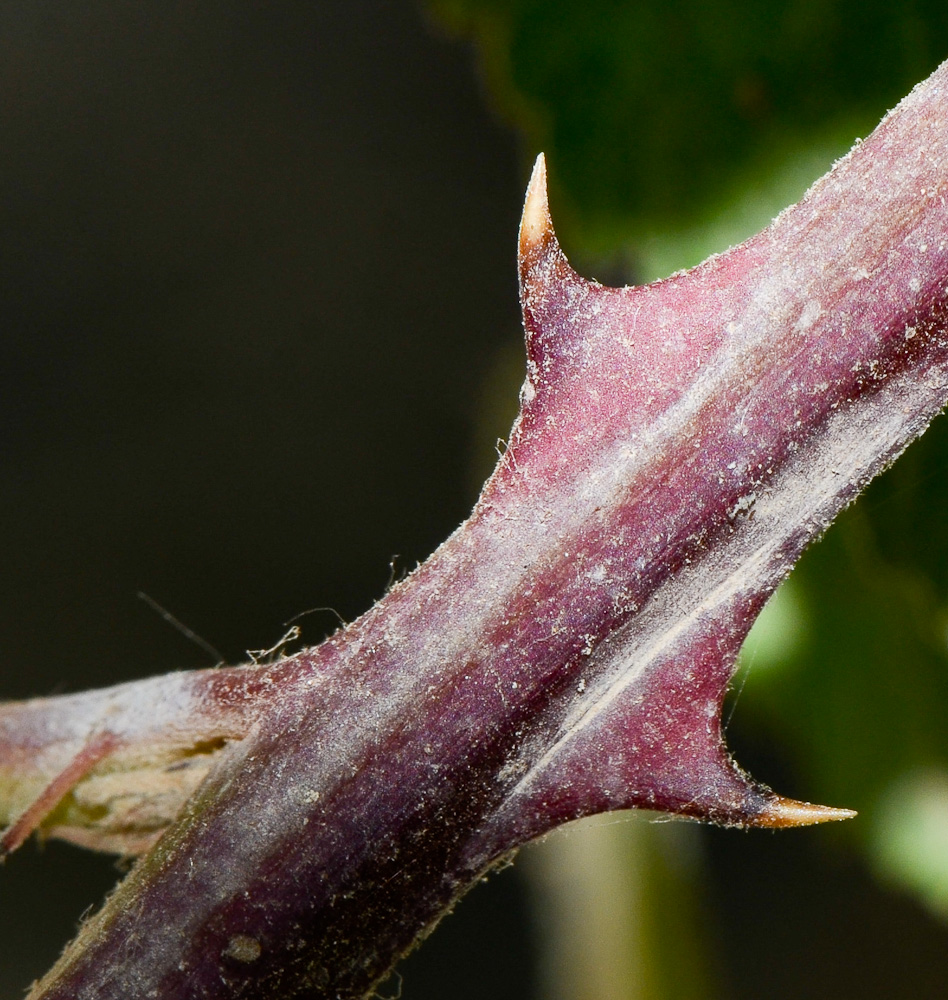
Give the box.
[4,1,948,997]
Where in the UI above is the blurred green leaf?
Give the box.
[871,769,948,919]
[430,0,948,254]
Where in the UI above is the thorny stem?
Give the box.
[5,58,948,1000]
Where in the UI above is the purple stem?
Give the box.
[17,59,948,1000]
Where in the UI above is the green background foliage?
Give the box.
[432,0,948,249]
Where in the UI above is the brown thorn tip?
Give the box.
[519,153,551,256]
[755,795,857,829]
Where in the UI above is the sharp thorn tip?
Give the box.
[519,153,552,255]
[754,795,857,829]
